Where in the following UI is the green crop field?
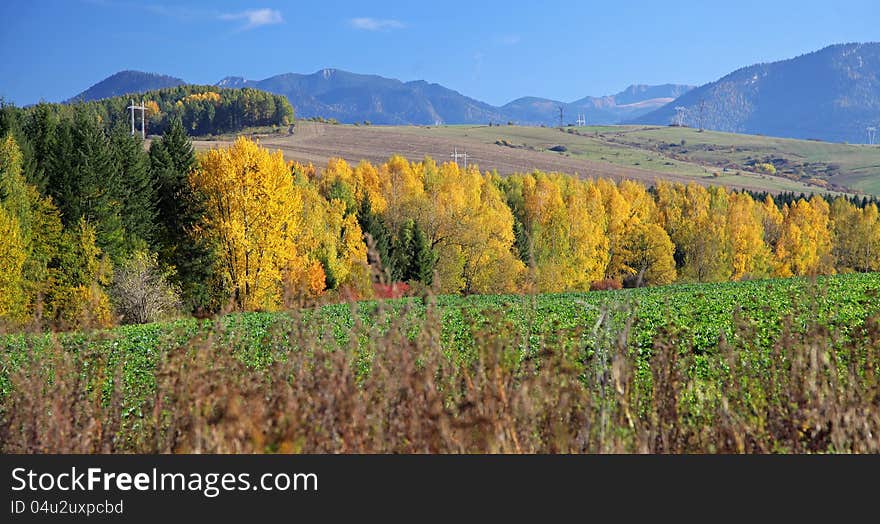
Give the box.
[4,272,879,414]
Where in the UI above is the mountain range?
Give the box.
[69,69,692,127]
[65,42,880,142]
[631,42,880,143]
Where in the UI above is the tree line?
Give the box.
[7,84,293,139]
[1,111,879,327]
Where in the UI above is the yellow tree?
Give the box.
[316,158,387,214]
[378,155,426,233]
[520,172,608,292]
[760,195,784,251]
[598,178,675,286]
[596,178,632,281]
[0,134,64,320]
[0,205,26,320]
[831,198,880,273]
[655,182,730,282]
[51,218,114,328]
[620,222,677,286]
[774,196,834,277]
[192,137,309,310]
[378,157,522,293]
[726,192,771,280]
[294,174,370,297]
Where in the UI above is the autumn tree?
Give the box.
[774,196,835,277]
[398,160,522,294]
[760,194,784,252]
[726,192,771,280]
[515,172,608,292]
[0,204,26,321]
[620,222,677,287]
[831,198,880,273]
[192,137,309,310]
[596,178,675,286]
[51,218,113,328]
[0,134,63,320]
[655,182,730,282]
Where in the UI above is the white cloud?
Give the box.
[349,17,405,31]
[220,8,283,30]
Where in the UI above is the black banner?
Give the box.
[1,454,876,522]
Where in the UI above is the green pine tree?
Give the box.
[110,122,155,252]
[149,116,217,312]
[48,108,126,263]
[409,221,436,285]
[390,220,415,282]
[356,196,391,276]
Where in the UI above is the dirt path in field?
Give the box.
[190,123,801,192]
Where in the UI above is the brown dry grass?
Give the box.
[2,294,878,454]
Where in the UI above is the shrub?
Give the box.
[373,281,410,299]
[109,251,181,325]
[589,279,622,291]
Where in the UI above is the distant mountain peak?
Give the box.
[216,76,249,88]
[67,70,185,103]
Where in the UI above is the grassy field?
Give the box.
[588,125,880,195]
[191,122,839,195]
[3,273,879,453]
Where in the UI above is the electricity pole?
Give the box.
[127,99,147,139]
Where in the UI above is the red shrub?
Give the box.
[373,281,411,299]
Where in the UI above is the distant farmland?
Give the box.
[190,122,880,195]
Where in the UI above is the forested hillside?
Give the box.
[22,85,293,137]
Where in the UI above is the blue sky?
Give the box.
[1,0,878,106]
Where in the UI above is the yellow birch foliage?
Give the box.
[774,196,835,277]
[377,157,522,293]
[726,192,771,279]
[830,198,880,273]
[597,178,675,285]
[0,205,27,320]
[520,172,608,291]
[760,195,784,250]
[192,137,308,310]
[655,182,730,282]
[295,180,370,297]
[317,158,386,214]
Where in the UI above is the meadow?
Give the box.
[192,122,837,195]
[3,272,879,453]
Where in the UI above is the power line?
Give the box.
[867,126,877,145]
[127,99,147,139]
[673,106,687,127]
[450,147,474,169]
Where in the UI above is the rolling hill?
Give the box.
[191,122,880,195]
[632,43,880,143]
